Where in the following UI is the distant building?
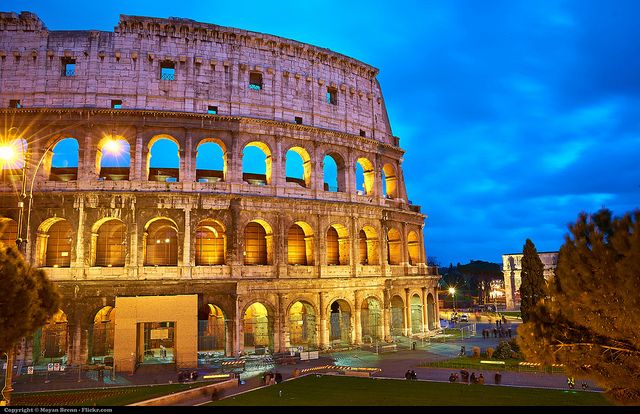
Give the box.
[502,252,558,310]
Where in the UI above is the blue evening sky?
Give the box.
[6,0,639,266]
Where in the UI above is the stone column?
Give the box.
[182,130,196,182]
[73,196,85,268]
[421,287,429,334]
[404,288,411,336]
[277,293,287,353]
[181,207,191,276]
[353,291,362,344]
[131,128,144,181]
[319,292,329,349]
[234,296,242,357]
[383,288,391,341]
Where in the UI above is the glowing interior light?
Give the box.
[0,144,16,161]
[103,139,122,154]
[165,238,170,243]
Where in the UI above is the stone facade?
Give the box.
[502,252,558,310]
[0,12,439,371]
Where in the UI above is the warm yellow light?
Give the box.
[0,144,16,161]
[103,139,122,154]
[448,287,456,295]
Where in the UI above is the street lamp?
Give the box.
[448,287,456,310]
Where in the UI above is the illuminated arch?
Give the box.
[147,135,180,182]
[49,138,79,181]
[326,223,349,265]
[196,138,226,183]
[358,226,378,265]
[288,301,317,348]
[387,228,402,265]
[198,304,227,354]
[329,299,352,346]
[91,306,115,362]
[244,219,273,265]
[0,217,18,248]
[323,152,346,192]
[96,135,130,181]
[390,295,405,337]
[36,217,72,268]
[288,221,314,265]
[242,141,272,185]
[382,163,398,199]
[243,302,274,353]
[355,157,375,196]
[92,218,126,267]
[408,231,420,265]
[285,146,312,188]
[40,309,68,360]
[195,219,226,265]
[360,296,383,342]
[144,217,179,266]
[410,294,423,334]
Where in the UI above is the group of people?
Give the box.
[405,369,418,380]
[482,326,512,338]
[177,370,199,382]
[263,371,283,385]
[450,370,493,384]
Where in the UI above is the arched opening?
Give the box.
[410,294,423,335]
[382,163,398,199]
[329,300,351,346]
[361,297,382,343]
[97,136,130,181]
[144,218,178,266]
[285,147,311,188]
[323,153,345,192]
[243,302,273,354]
[358,226,378,265]
[242,141,271,186]
[326,224,349,265]
[195,219,226,265]
[427,293,437,330]
[44,219,72,268]
[49,138,79,181]
[38,309,68,363]
[387,228,402,265]
[390,296,404,338]
[408,231,420,265]
[94,219,126,267]
[148,136,180,182]
[355,157,374,196]
[287,222,314,265]
[195,140,226,183]
[244,220,272,265]
[289,301,316,349]
[0,217,18,248]
[198,304,226,357]
[91,306,115,363]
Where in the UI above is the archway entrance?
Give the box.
[198,304,226,357]
[243,303,273,354]
[91,306,115,364]
[360,297,382,343]
[329,300,351,347]
[390,296,404,338]
[410,294,423,335]
[289,301,317,349]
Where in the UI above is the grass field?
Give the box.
[12,381,214,406]
[208,375,611,406]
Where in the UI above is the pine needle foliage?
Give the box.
[517,209,640,405]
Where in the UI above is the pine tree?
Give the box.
[519,239,546,323]
[517,209,640,405]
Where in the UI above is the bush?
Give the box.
[508,338,522,358]
[485,347,494,359]
[472,346,480,358]
[494,340,513,360]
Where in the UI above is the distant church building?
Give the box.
[502,252,558,310]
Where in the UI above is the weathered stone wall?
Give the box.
[0,12,394,145]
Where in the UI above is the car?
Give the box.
[460,314,469,322]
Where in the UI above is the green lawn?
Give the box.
[420,356,564,374]
[208,375,611,406]
[12,381,215,406]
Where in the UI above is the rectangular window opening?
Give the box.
[161,61,176,81]
[111,99,123,109]
[62,58,76,77]
[249,72,263,90]
[359,129,366,137]
[327,87,337,105]
[295,116,303,125]
[9,100,21,109]
[207,105,218,115]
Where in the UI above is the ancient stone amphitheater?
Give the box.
[0,11,439,372]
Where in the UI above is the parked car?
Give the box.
[460,313,469,322]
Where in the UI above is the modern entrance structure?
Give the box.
[0,11,440,373]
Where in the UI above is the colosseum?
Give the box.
[0,11,440,373]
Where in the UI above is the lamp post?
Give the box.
[448,287,456,310]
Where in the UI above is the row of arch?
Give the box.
[33,293,437,363]
[0,217,422,267]
[2,135,401,198]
